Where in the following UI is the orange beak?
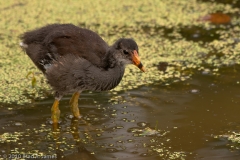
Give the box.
[131,50,146,72]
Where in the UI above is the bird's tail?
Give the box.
[19,42,28,49]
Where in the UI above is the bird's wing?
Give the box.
[21,24,109,71]
[43,24,109,67]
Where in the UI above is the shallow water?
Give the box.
[1,65,240,160]
[1,1,240,159]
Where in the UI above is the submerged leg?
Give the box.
[70,92,81,118]
[51,99,61,124]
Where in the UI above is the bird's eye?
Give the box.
[123,50,128,55]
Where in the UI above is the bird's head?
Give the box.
[112,38,145,72]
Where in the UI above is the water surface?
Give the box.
[1,66,240,160]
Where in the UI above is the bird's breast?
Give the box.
[83,65,125,91]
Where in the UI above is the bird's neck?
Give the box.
[99,63,125,91]
[86,61,125,91]
[96,50,125,91]
[101,47,121,69]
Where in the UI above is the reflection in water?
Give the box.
[54,118,98,160]
[1,66,240,159]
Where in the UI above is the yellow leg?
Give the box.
[51,99,60,124]
[70,92,81,118]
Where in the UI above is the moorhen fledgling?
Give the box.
[20,24,145,124]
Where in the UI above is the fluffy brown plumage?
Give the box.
[20,23,145,123]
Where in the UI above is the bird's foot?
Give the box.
[71,105,81,118]
[51,123,60,140]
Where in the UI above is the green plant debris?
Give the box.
[0,126,80,158]
[143,130,187,159]
[0,0,240,104]
[215,131,240,150]
[0,124,178,159]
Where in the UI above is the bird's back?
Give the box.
[21,24,109,72]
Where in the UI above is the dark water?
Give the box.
[1,66,240,160]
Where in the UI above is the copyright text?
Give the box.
[2,154,57,159]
